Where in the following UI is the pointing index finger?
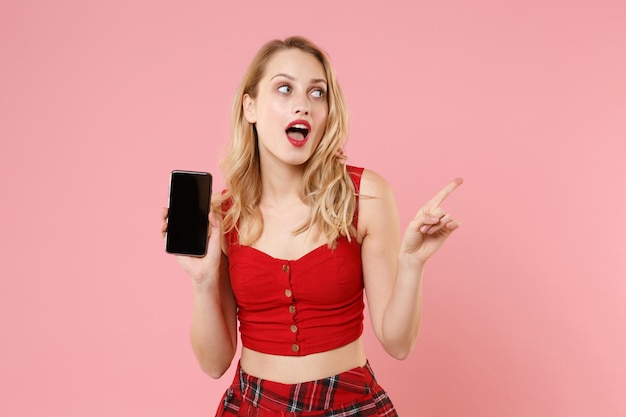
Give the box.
[428,177,463,207]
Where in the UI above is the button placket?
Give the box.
[282,261,299,353]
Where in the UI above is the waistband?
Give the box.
[234,361,379,413]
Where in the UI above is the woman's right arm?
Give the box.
[189,247,237,379]
[162,207,238,378]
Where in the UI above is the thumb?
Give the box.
[207,211,223,248]
[208,211,220,232]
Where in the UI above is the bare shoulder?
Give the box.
[359,168,393,198]
[357,169,399,240]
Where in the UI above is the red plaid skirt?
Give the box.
[214,361,399,416]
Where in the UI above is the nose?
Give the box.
[293,94,310,115]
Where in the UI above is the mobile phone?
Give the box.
[166,170,212,256]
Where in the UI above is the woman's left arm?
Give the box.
[359,170,462,360]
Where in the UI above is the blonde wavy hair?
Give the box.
[216,36,356,248]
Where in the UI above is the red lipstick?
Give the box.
[285,119,311,147]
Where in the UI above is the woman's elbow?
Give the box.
[201,363,230,379]
[380,334,417,360]
[197,357,233,379]
[384,344,413,361]
[193,347,236,379]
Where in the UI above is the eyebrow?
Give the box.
[271,73,327,85]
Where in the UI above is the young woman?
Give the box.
[162,36,462,416]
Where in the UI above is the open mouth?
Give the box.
[286,123,310,141]
[285,119,311,145]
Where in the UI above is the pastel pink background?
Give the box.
[1,0,624,416]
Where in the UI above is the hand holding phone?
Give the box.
[165,170,212,256]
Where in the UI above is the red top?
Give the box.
[225,166,365,356]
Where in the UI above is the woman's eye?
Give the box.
[311,89,325,99]
[277,85,291,94]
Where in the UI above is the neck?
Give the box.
[259,157,306,204]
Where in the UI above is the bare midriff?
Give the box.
[240,337,367,384]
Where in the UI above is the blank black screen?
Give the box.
[166,171,212,256]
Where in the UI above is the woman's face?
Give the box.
[244,48,329,168]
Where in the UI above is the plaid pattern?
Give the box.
[215,362,398,416]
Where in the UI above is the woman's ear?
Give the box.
[243,94,256,123]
